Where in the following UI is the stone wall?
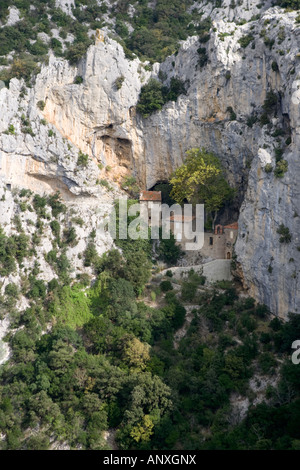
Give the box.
[160,260,232,283]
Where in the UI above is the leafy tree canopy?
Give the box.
[170,147,235,222]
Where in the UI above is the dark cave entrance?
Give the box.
[149,181,176,206]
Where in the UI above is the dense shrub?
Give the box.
[124,0,199,62]
[277,224,292,243]
[158,231,183,265]
[275,0,300,9]
[238,34,254,48]
[27,39,48,56]
[274,159,288,178]
[263,90,278,113]
[50,37,63,56]
[160,280,173,292]
[0,54,40,86]
[48,192,66,218]
[136,77,186,118]
[264,163,273,173]
[33,194,48,218]
[27,277,47,299]
[73,74,84,85]
[136,79,165,117]
[114,75,125,90]
[83,241,99,267]
[181,281,197,302]
[77,151,89,167]
[66,42,91,65]
[37,100,46,110]
[197,46,208,67]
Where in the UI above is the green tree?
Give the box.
[66,42,90,65]
[170,148,235,227]
[275,0,300,10]
[130,414,154,442]
[123,338,151,371]
[136,79,165,117]
[158,231,183,265]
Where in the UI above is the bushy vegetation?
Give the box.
[274,159,288,178]
[197,46,209,68]
[238,34,255,48]
[0,54,41,86]
[0,189,300,450]
[136,79,165,118]
[277,224,292,243]
[157,230,183,266]
[264,163,273,174]
[259,90,279,126]
[275,0,300,9]
[114,75,125,90]
[73,75,83,85]
[136,77,187,118]
[0,0,211,87]
[0,227,29,276]
[170,147,235,227]
[77,151,89,167]
[122,0,202,62]
[0,1,94,84]
[0,0,297,90]
[121,176,140,198]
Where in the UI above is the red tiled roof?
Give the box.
[140,191,162,201]
[168,215,195,222]
[224,222,238,230]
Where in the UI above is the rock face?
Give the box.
[0,4,299,318]
[235,77,300,317]
[5,6,20,26]
[192,0,273,23]
[35,39,150,186]
[0,316,10,365]
[144,9,300,318]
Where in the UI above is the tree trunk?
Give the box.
[212,211,218,231]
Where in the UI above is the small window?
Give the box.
[6,184,11,191]
[209,237,213,246]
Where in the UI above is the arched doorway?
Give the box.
[227,252,231,259]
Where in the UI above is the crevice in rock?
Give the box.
[26,173,79,200]
[98,135,132,169]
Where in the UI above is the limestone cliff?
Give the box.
[0,3,299,318]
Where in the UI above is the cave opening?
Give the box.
[99,135,133,168]
[149,181,176,206]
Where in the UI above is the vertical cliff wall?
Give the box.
[0,7,299,317]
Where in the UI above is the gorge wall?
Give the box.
[0,4,299,318]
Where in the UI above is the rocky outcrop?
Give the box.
[192,0,273,23]
[0,317,10,365]
[235,84,300,317]
[143,8,300,317]
[0,4,299,317]
[34,38,150,186]
[0,75,123,198]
